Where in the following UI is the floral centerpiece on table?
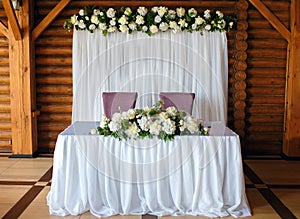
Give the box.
[64,5,236,36]
[91,101,210,141]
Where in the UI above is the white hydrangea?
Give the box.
[152,6,159,13]
[137,6,148,16]
[168,10,176,19]
[100,114,109,129]
[99,23,107,30]
[176,7,185,17]
[106,8,116,18]
[169,21,180,33]
[166,106,177,117]
[127,109,136,119]
[125,122,140,139]
[178,19,188,28]
[149,120,162,135]
[162,118,176,135]
[136,15,145,25]
[137,116,150,131]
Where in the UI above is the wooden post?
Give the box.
[9,0,38,157]
[283,0,300,157]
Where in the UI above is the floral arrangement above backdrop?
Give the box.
[64,5,236,36]
[90,101,210,141]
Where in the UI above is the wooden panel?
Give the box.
[245,0,290,155]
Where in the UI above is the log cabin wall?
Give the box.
[0,0,292,156]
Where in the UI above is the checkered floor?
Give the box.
[0,154,299,219]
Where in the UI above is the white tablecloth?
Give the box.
[47,121,251,218]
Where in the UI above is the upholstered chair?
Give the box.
[102,92,138,118]
[159,92,195,115]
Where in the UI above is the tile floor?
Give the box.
[0,155,299,219]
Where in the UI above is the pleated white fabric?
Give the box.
[47,122,251,218]
[72,30,228,123]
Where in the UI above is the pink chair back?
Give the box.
[102,92,138,118]
[159,92,195,114]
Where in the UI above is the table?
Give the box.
[47,121,251,218]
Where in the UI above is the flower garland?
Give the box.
[90,101,210,141]
[64,5,236,36]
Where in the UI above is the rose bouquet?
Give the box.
[91,101,210,141]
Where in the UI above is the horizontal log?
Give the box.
[0,67,10,74]
[248,39,287,49]
[38,113,72,122]
[248,48,287,58]
[0,131,11,138]
[0,103,10,111]
[247,68,285,77]
[247,87,285,95]
[38,123,71,131]
[246,96,285,104]
[246,114,284,123]
[0,122,11,130]
[36,57,72,66]
[247,124,283,133]
[248,7,290,19]
[36,47,72,56]
[0,57,9,65]
[37,85,72,94]
[0,75,9,83]
[246,105,284,114]
[244,143,281,155]
[38,105,72,113]
[245,134,283,142]
[36,76,72,85]
[37,95,73,103]
[0,112,11,120]
[36,37,73,46]
[247,58,286,67]
[247,29,283,39]
[247,77,285,86]
[36,66,72,75]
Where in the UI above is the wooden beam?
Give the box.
[248,0,291,43]
[32,0,71,41]
[2,0,22,40]
[0,21,8,38]
[283,0,300,157]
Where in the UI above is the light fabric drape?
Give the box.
[47,122,251,218]
[72,30,228,123]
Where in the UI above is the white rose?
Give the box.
[110,19,116,26]
[176,7,185,17]
[124,7,132,16]
[178,19,188,28]
[159,22,168,31]
[107,26,117,33]
[192,23,197,30]
[90,128,97,135]
[168,10,176,19]
[70,15,77,24]
[195,16,205,25]
[188,8,197,17]
[89,24,96,31]
[229,22,234,28]
[149,121,162,135]
[119,25,128,33]
[99,23,107,30]
[142,26,148,32]
[136,15,145,25]
[216,10,223,18]
[204,9,211,19]
[91,15,99,24]
[78,20,86,29]
[93,9,101,15]
[205,24,211,30]
[152,6,159,13]
[129,22,137,30]
[106,8,116,18]
[154,15,162,23]
[158,6,168,17]
[150,25,158,34]
[118,15,128,25]
[79,9,84,16]
[137,6,148,16]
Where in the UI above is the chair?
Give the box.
[102,92,138,118]
[159,92,195,114]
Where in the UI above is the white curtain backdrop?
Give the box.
[72,30,228,123]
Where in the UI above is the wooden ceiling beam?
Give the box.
[32,0,72,41]
[248,0,291,43]
[2,0,22,40]
[0,21,8,38]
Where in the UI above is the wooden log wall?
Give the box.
[0,6,10,152]
[0,0,291,155]
[245,0,289,155]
